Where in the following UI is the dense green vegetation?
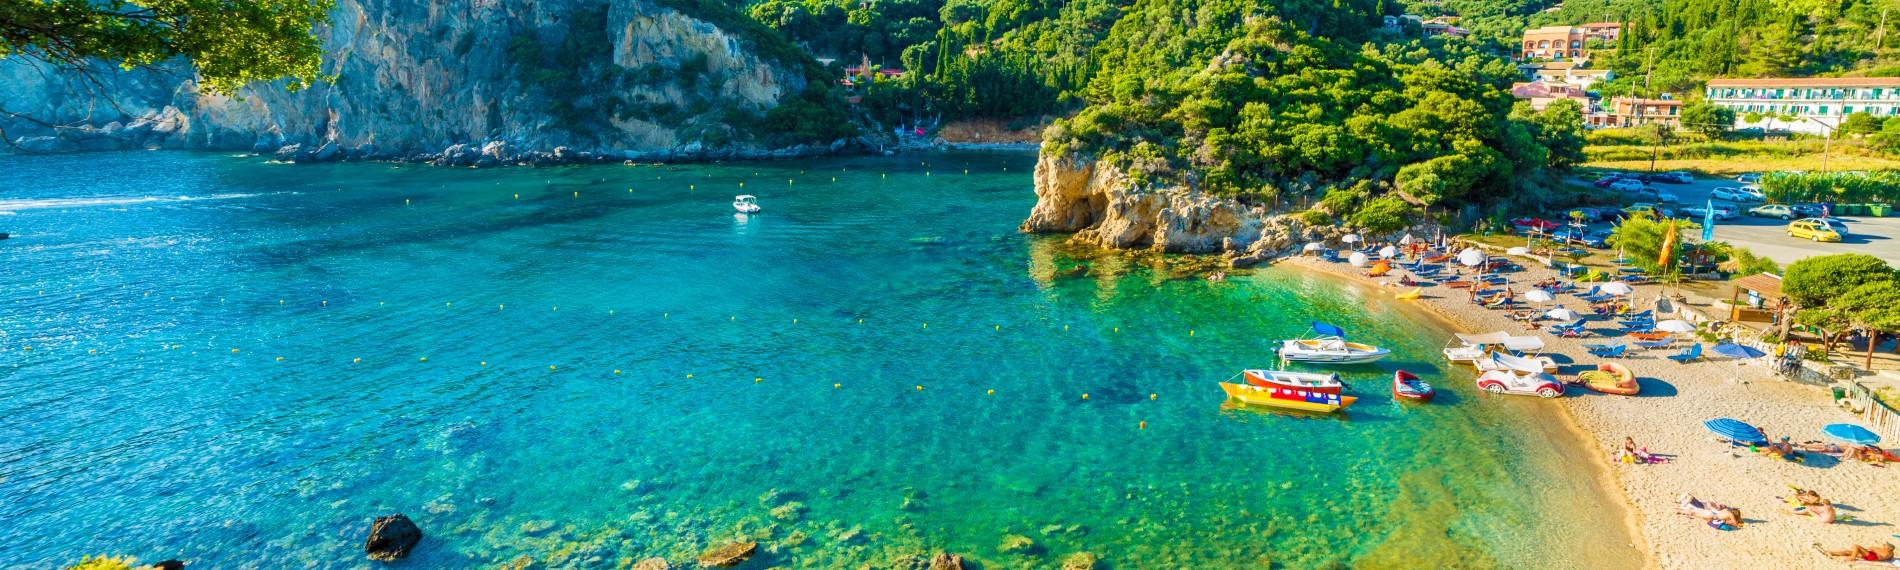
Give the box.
[1783,253,1900,355]
[0,0,332,93]
[1761,171,1900,204]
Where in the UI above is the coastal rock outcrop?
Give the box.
[0,0,822,161]
[364,513,422,561]
[1021,154,1262,253]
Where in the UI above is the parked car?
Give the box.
[1511,217,1562,232]
[1567,207,1619,222]
[1711,186,1765,203]
[1609,179,1646,192]
[1622,203,1675,219]
[1681,204,1737,220]
[1749,204,1797,219]
[1553,227,1610,248]
[1593,176,1621,188]
[1735,173,1762,184]
[1647,171,1694,184]
[1653,191,1680,203]
[1790,203,1826,217]
[1795,217,1849,236]
[1788,219,1842,242]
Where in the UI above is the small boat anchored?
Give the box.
[1276,322,1391,364]
[1221,369,1357,413]
[732,194,761,213]
[1392,370,1435,402]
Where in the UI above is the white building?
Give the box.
[1705,77,1900,134]
[1519,62,1613,90]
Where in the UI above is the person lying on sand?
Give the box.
[1678,494,1744,529]
[1814,542,1895,563]
[1851,445,1894,465]
[1799,441,1846,455]
[1758,437,1800,462]
[1788,500,1841,524]
[1782,487,1826,507]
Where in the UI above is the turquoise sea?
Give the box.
[0,151,1638,569]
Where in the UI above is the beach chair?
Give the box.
[1667,343,1704,363]
[1586,344,1628,358]
[1624,310,1653,319]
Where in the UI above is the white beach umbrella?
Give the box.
[1599,281,1635,296]
[1348,251,1369,267]
[1547,307,1580,321]
[1524,289,1554,303]
[1655,319,1697,333]
[1457,249,1486,267]
[1342,234,1362,244]
[1303,242,1324,252]
[1506,246,1530,256]
[1400,234,1416,245]
[1379,245,1399,259]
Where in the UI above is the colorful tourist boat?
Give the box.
[1577,362,1640,396]
[1393,370,1435,402]
[1221,369,1357,413]
[1276,322,1390,364]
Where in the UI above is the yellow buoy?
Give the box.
[987,389,994,396]
[276,356,284,361]
[279,299,285,305]
[481,361,488,366]
[994,325,1000,331]
[833,383,842,389]
[1114,327,1120,333]
[552,305,558,311]
[419,357,428,362]
[230,348,239,354]
[515,193,520,199]
[1064,325,1069,331]
[1082,393,1090,400]
[690,184,696,190]
[915,385,923,391]
[321,300,328,306]
[609,310,615,315]
[858,318,863,324]
[499,304,505,310]
[664,312,669,318]
[89,349,97,354]
[922,323,928,329]
[1150,393,1158,400]
[1139,421,1147,430]
[687,373,694,378]
[549,365,557,371]
[1190,329,1196,336]
[405,199,411,205]
[354,357,362,363]
[739,182,745,188]
[573,191,579,197]
[730,316,736,321]
[615,370,622,375]
[754,377,762,383]
[793,318,799,324]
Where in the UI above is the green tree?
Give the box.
[1840,112,1883,138]
[0,0,332,94]
[1835,281,1900,366]
[1782,253,1899,342]
[1679,101,1735,139]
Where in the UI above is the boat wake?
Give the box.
[0,193,267,211]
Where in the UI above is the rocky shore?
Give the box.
[1021,153,1428,266]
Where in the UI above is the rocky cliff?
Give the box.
[0,0,843,163]
[1021,153,1370,266]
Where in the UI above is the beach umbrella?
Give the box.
[1655,319,1697,333]
[1546,307,1580,321]
[1379,245,1399,259]
[1303,242,1324,252]
[1342,234,1361,245]
[1599,281,1634,296]
[1457,249,1486,267]
[1703,418,1767,445]
[1348,251,1369,267]
[1711,343,1767,359]
[1507,246,1530,256]
[1524,289,1554,303]
[1400,234,1416,245]
[1822,423,1882,446]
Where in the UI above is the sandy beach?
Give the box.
[1282,254,1900,570]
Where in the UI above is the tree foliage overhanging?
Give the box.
[0,0,332,94]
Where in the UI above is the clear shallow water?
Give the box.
[0,151,1637,569]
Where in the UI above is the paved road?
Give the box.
[1567,173,1900,267]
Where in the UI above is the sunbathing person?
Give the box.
[1814,543,1895,563]
[1783,487,1826,507]
[1789,500,1841,524]
[1852,445,1893,465]
[1798,441,1846,455]
[1678,494,1744,528]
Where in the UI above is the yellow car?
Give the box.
[1787,219,1842,242]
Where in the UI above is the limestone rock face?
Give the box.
[1022,153,1263,254]
[0,0,811,159]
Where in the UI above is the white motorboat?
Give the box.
[733,194,761,213]
[1475,353,1566,398]
[1444,332,1557,372]
[1276,322,1391,364]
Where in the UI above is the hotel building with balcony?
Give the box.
[1704,77,1900,134]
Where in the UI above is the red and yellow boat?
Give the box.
[1220,369,1357,413]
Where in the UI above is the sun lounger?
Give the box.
[1586,344,1628,358]
[1667,343,1704,363]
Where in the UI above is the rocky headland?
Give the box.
[1021,152,1422,266]
[0,0,883,165]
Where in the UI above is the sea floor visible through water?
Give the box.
[0,151,1638,569]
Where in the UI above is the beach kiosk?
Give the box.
[1728,273,1785,326]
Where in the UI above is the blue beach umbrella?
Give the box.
[1822,423,1882,446]
[1711,343,1767,359]
[1703,418,1767,445]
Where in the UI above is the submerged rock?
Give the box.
[631,558,669,570]
[1060,551,1100,570]
[696,541,756,567]
[927,552,965,570]
[364,513,422,561]
[998,533,1039,555]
